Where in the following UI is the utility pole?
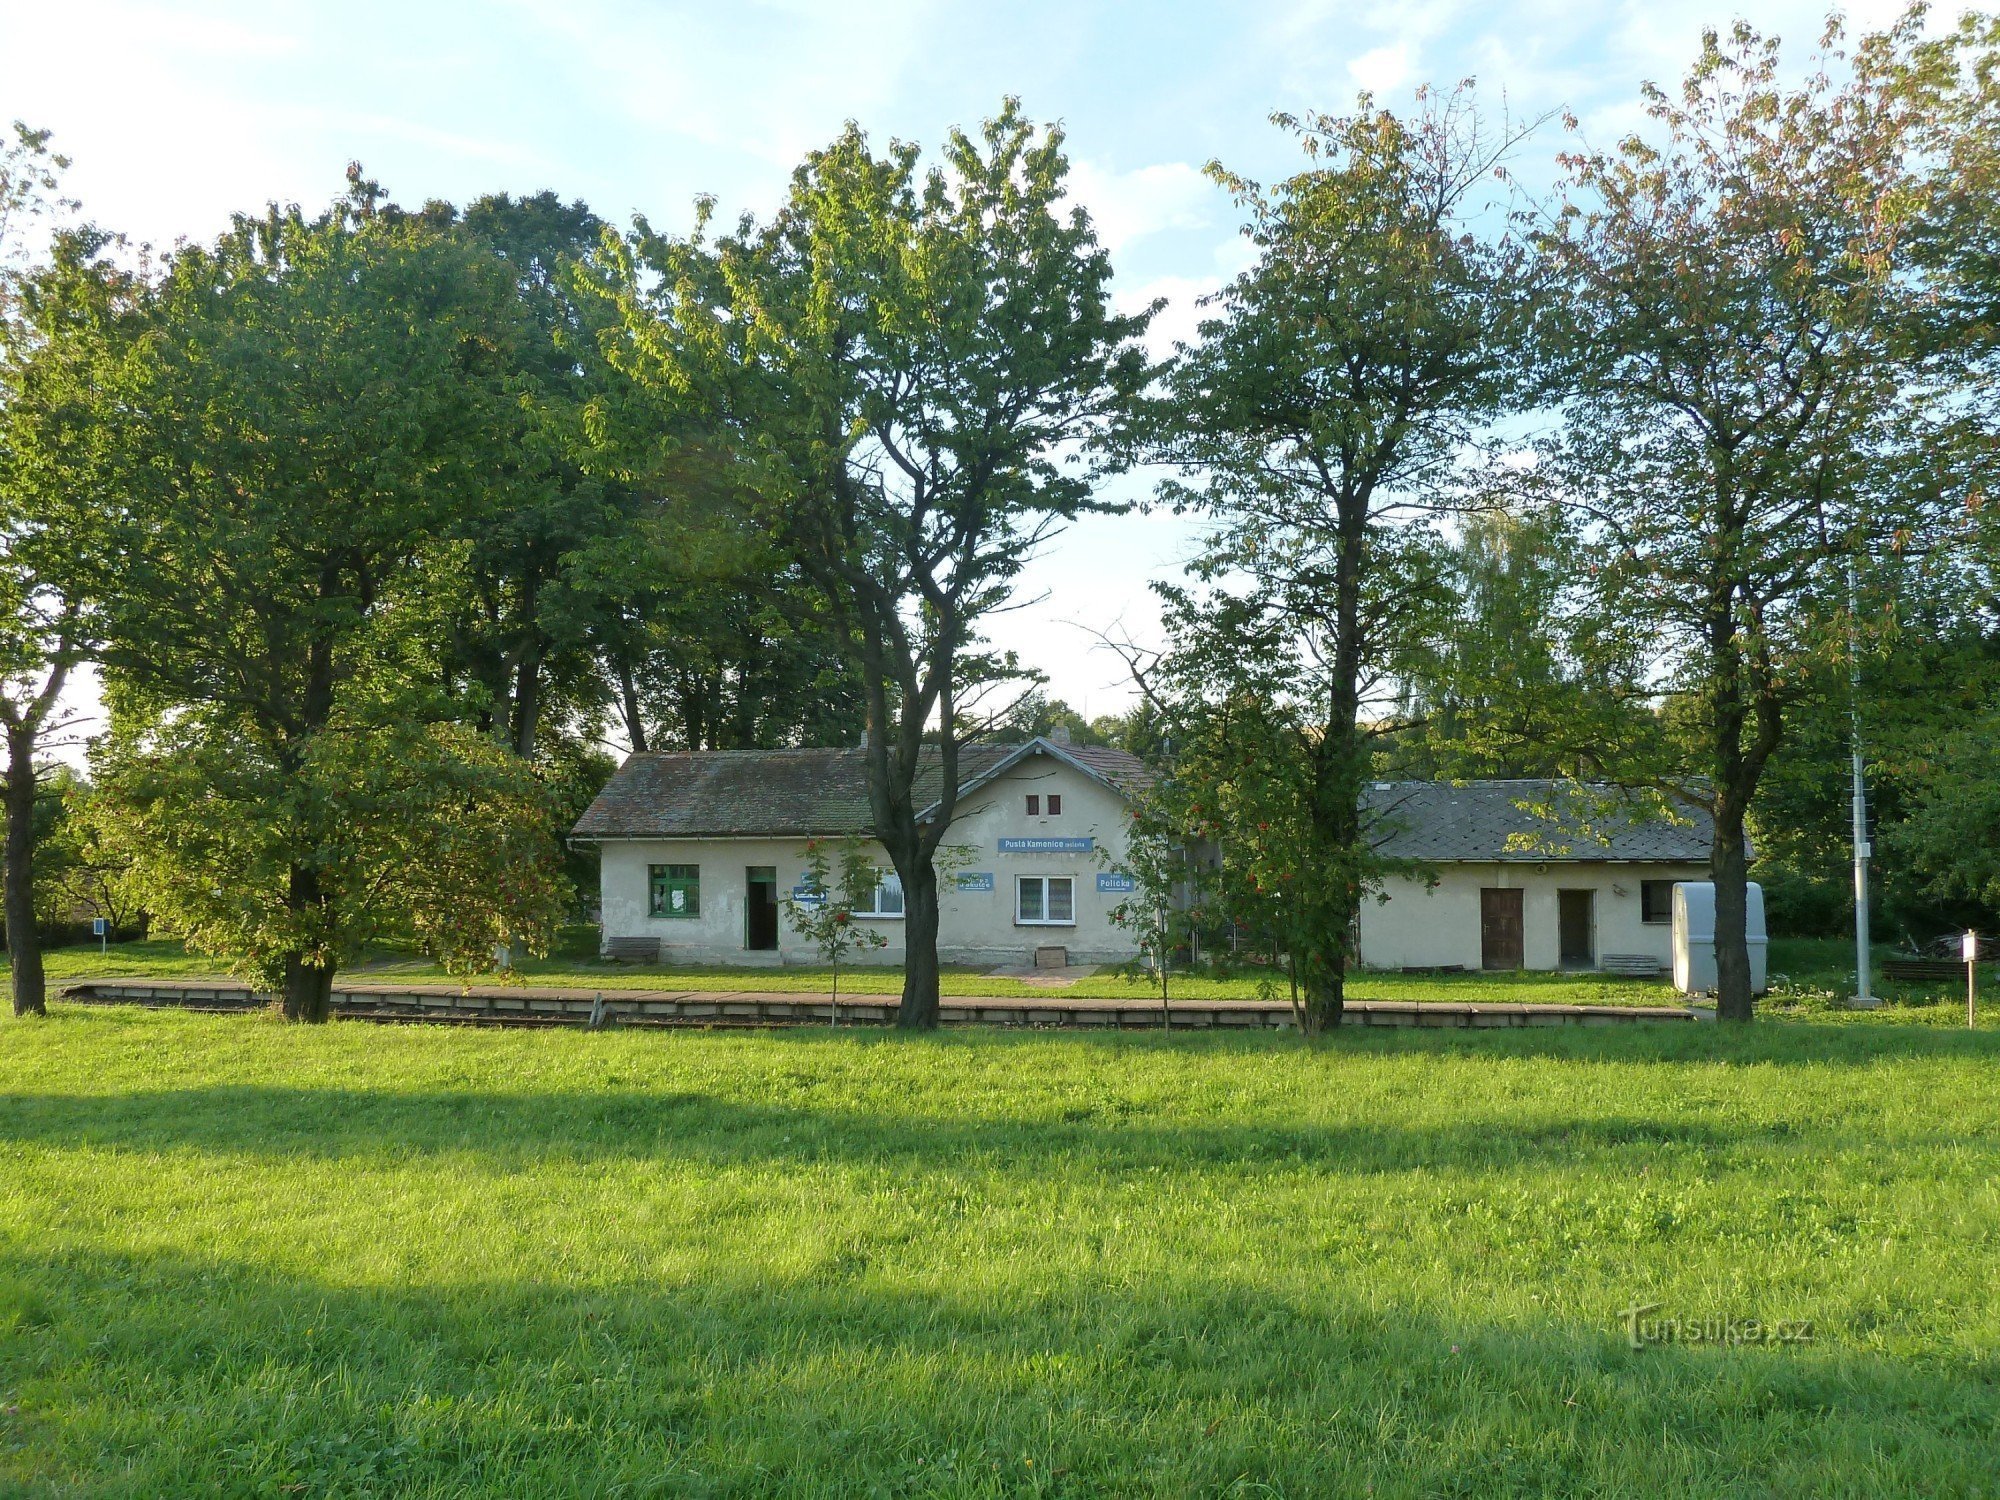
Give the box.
[1848,557,1876,1009]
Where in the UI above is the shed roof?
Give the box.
[1363,780,1726,863]
[572,736,1151,840]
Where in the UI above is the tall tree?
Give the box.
[1150,87,1538,1034]
[441,188,623,761]
[0,125,115,1017]
[94,198,569,1019]
[1381,505,1632,780]
[599,100,1151,1027]
[1536,16,1949,1020]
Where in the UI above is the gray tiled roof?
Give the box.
[1364,780,1726,863]
[572,738,1150,840]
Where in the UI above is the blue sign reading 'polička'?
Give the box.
[956,872,995,893]
[1096,873,1137,893]
[997,837,1095,854]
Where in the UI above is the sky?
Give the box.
[0,0,1949,746]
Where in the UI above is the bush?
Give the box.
[552,923,602,962]
[1755,865,1849,938]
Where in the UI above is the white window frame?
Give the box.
[1015,874,1076,927]
[853,869,905,920]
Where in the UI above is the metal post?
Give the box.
[1966,932,1979,1030]
[1848,559,1876,1009]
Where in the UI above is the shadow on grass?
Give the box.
[0,1240,1992,1497]
[0,1078,1951,1175]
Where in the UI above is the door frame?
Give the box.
[744,866,779,951]
[1557,887,1596,970]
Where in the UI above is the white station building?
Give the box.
[572,735,1151,967]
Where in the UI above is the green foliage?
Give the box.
[87,198,572,1002]
[595,98,1152,1023]
[1,1009,1998,1492]
[95,715,569,985]
[1383,506,1635,779]
[0,131,126,1015]
[0,120,73,328]
[1532,17,1958,1016]
[1100,817,1202,1012]
[782,838,891,1012]
[1150,86,1536,1031]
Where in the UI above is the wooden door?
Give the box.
[1480,888,1524,970]
[1558,889,1595,969]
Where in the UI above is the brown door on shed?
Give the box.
[1558,889,1595,969]
[745,867,779,951]
[1480,888,1524,970]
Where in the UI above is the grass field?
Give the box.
[23,934,1992,1011]
[2,1003,1997,1495]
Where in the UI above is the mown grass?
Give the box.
[1,1005,1997,1495]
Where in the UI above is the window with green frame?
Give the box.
[649,864,700,918]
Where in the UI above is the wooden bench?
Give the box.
[1883,957,1970,983]
[1602,954,1663,977]
[602,937,660,964]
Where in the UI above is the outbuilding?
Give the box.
[571,735,1151,967]
[1358,780,1727,975]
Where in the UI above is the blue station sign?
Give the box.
[997,837,1095,854]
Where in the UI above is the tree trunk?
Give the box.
[280,860,336,1022]
[1711,793,1755,1022]
[1301,962,1345,1037]
[614,654,648,753]
[281,952,337,1022]
[511,652,541,760]
[898,858,941,1030]
[5,726,45,1019]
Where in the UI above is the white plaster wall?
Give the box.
[1356,862,1710,972]
[594,747,1141,966]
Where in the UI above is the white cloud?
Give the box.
[1348,42,1412,95]
[1063,159,1218,255]
[501,0,939,178]
[1119,272,1223,361]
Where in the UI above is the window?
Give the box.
[1046,793,1062,815]
[855,870,905,919]
[1025,794,1040,816]
[1016,875,1075,926]
[650,864,700,918]
[1641,879,1674,925]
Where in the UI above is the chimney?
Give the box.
[1050,724,1072,746]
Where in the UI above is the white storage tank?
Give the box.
[1672,881,1768,996]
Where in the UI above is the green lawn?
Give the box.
[26,933,1992,1012]
[1,1006,1996,1495]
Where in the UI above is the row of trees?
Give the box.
[1121,13,2000,1030]
[3,11,1996,1030]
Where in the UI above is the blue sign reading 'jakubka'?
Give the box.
[1096,872,1137,893]
[956,872,995,893]
[997,837,1095,853]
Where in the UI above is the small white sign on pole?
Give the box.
[1967,932,1980,1031]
